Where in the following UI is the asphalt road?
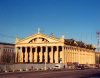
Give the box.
[0,69,100,78]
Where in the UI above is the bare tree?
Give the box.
[0,52,15,64]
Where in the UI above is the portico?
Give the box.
[16,46,64,63]
[15,28,65,63]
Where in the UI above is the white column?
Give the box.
[84,51,86,64]
[55,46,59,63]
[76,49,77,63]
[86,51,88,64]
[69,48,70,62]
[20,47,23,62]
[93,52,95,65]
[78,48,80,65]
[66,47,68,63]
[62,46,65,63]
[67,48,69,62]
[15,47,18,63]
[40,46,43,62]
[65,47,67,64]
[90,52,91,64]
[70,48,72,62]
[74,49,76,62]
[25,47,28,62]
[18,47,20,62]
[34,47,37,62]
[50,46,53,63]
[71,49,73,62]
[45,46,48,63]
[30,47,33,62]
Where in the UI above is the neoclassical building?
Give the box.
[15,28,95,65]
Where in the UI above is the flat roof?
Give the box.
[0,42,15,45]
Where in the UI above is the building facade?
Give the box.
[15,29,95,65]
[95,52,100,67]
[0,42,15,64]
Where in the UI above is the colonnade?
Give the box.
[15,45,95,65]
[16,46,64,63]
[65,46,95,65]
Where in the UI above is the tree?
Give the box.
[0,51,15,64]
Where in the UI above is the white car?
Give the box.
[53,65,61,70]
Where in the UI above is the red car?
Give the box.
[74,66,85,70]
[74,66,78,69]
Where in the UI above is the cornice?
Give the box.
[15,33,61,44]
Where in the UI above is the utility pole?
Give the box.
[97,32,100,68]
[97,32,100,52]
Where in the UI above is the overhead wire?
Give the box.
[0,33,16,39]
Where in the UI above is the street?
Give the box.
[0,69,100,78]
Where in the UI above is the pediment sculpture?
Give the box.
[29,37,49,43]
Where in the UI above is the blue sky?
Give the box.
[0,0,100,48]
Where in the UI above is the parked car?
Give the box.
[84,66,89,69]
[52,65,61,70]
[94,66,99,69]
[74,65,85,70]
[74,66,78,69]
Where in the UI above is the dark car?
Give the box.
[78,66,84,70]
[75,65,85,70]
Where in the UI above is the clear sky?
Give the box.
[0,0,100,48]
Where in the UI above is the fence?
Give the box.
[0,63,65,72]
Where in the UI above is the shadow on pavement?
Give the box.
[80,73,100,78]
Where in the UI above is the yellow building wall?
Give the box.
[65,46,95,65]
[95,52,100,66]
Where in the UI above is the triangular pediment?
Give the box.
[15,33,62,44]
